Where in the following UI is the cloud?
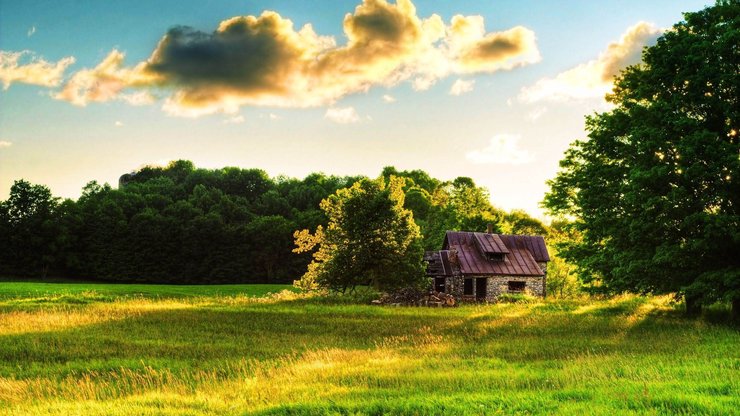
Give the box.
[325,106,360,124]
[449,78,474,95]
[54,49,153,106]
[0,140,12,148]
[0,50,75,89]
[382,94,396,103]
[119,91,155,106]
[114,121,123,127]
[259,113,281,120]
[447,17,540,73]
[518,22,661,103]
[27,26,36,37]
[466,134,534,165]
[56,0,540,116]
[223,115,245,124]
[526,106,547,121]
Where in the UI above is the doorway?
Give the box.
[476,278,487,301]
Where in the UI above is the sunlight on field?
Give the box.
[0,285,737,415]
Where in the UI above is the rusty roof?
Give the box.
[473,232,509,254]
[441,231,549,277]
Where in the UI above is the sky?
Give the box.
[0,0,711,218]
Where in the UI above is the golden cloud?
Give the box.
[56,0,540,116]
[518,22,661,103]
[54,50,155,106]
[0,51,74,89]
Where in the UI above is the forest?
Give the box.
[0,161,562,285]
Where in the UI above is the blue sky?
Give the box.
[0,0,710,217]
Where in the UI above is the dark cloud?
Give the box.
[56,0,541,116]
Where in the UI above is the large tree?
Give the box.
[294,176,427,292]
[543,1,739,316]
[0,180,65,277]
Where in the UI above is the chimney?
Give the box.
[486,223,493,234]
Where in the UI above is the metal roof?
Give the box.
[473,232,509,254]
[440,231,549,277]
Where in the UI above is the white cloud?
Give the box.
[382,94,396,103]
[450,78,475,96]
[27,26,36,37]
[269,113,280,120]
[223,115,245,124]
[325,107,361,124]
[518,22,662,103]
[119,91,155,106]
[0,140,12,148]
[526,107,548,122]
[0,50,75,89]
[466,134,534,165]
[114,121,123,127]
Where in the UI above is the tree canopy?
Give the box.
[1,161,549,285]
[543,1,739,313]
[294,176,426,292]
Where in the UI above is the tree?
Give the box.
[504,209,549,236]
[543,1,739,316]
[245,215,298,281]
[294,176,426,292]
[0,180,64,277]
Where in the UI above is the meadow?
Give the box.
[0,282,738,415]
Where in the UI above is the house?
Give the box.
[424,229,550,302]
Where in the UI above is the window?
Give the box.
[463,278,473,295]
[434,278,446,293]
[508,281,526,292]
[486,253,505,261]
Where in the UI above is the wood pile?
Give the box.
[372,288,456,307]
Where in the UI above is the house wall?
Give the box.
[445,276,465,298]
[487,276,545,299]
[443,275,545,302]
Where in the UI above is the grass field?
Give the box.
[0,283,738,415]
[0,280,293,300]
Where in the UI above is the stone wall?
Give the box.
[443,275,545,302]
[487,276,544,300]
[445,276,465,299]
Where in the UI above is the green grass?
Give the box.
[0,280,293,300]
[0,283,738,415]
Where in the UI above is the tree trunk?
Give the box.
[685,294,701,316]
[732,297,740,322]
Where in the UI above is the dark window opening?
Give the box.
[434,278,446,293]
[476,278,487,300]
[508,281,526,292]
[463,278,473,295]
[486,253,505,261]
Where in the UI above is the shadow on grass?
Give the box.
[0,301,456,379]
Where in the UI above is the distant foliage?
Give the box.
[381,167,509,250]
[545,221,582,298]
[543,2,740,312]
[2,161,561,284]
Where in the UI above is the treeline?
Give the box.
[0,161,556,284]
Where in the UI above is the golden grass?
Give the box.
[0,289,737,415]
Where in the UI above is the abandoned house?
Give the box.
[424,229,550,302]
